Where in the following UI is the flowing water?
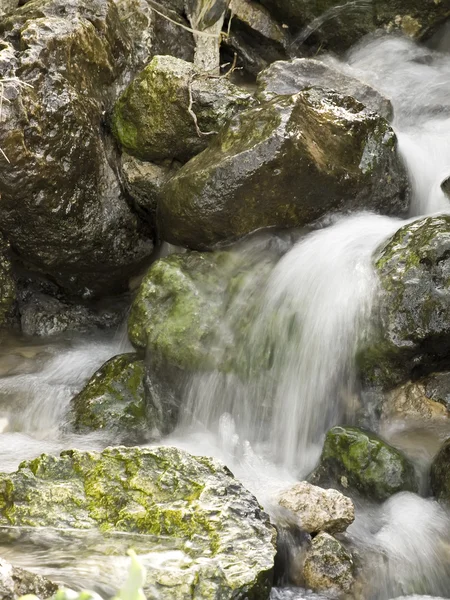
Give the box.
[1,31,450,600]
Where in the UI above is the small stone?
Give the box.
[0,557,58,600]
[382,381,448,423]
[302,532,354,595]
[278,482,354,534]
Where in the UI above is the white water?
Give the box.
[1,31,450,600]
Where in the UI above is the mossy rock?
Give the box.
[112,55,252,162]
[310,426,418,501]
[159,88,409,249]
[361,215,450,388]
[431,438,450,504]
[302,532,354,595]
[0,445,277,599]
[258,0,450,53]
[70,354,148,439]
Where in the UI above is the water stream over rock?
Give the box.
[1,27,450,600]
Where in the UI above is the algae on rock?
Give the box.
[310,426,418,501]
[0,445,277,600]
[159,88,409,249]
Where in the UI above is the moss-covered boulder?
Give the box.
[70,354,149,440]
[256,58,393,119]
[302,532,354,596]
[310,426,418,501]
[431,438,450,504]
[363,216,450,388]
[0,445,277,599]
[159,89,409,249]
[0,235,15,329]
[259,0,450,53]
[112,55,252,162]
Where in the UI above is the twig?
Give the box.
[146,1,221,38]
[187,81,217,138]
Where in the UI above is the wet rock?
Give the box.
[423,372,450,411]
[160,89,409,249]
[128,251,230,367]
[0,0,18,17]
[70,354,149,440]
[0,236,15,329]
[19,293,125,337]
[0,446,277,599]
[430,437,450,503]
[367,216,450,387]
[0,0,160,297]
[278,481,355,534]
[310,426,418,501]
[121,154,180,223]
[259,0,450,53]
[0,556,58,600]
[112,55,252,162]
[256,58,393,119]
[302,532,354,595]
[222,0,289,76]
[382,380,448,423]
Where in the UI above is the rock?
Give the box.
[222,0,289,76]
[0,236,15,329]
[19,292,125,337]
[258,0,450,53]
[0,0,18,17]
[112,55,252,162]
[160,89,409,249]
[256,58,393,119]
[423,372,450,411]
[302,532,354,595]
[366,216,450,387]
[0,557,58,600]
[121,154,180,223]
[278,482,354,534]
[430,438,450,503]
[0,0,160,297]
[310,426,418,501]
[382,380,448,423]
[0,445,277,599]
[70,354,149,440]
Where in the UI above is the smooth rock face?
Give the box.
[0,557,58,600]
[259,0,450,52]
[0,236,15,329]
[0,446,277,600]
[0,0,156,296]
[159,89,409,249]
[366,216,450,387]
[70,354,148,439]
[278,482,354,534]
[430,438,450,503]
[112,55,252,162]
[256,58,393,119]
[310,426,418,501]
[302,532,354,595]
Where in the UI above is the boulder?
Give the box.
[310,426,418,501]
[112,55,252,163]
[278,482,354,534]
[256,58,393,119]
[0,557,58,600]
[70,354,149,440]
[0,0,159,296]
[363,216,450,388]
[431,438,450,503]
[0,445,277,599]
[302,532,354,595]
[258,0,450,53]
[159,89,409,249]
[0,235,15,328]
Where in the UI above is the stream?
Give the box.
[1,32,450,600]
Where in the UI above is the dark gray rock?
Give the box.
[159,89,409,249]
[256,58,393,119]
[431,437,450,503]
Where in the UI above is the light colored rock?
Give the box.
[0,556,58,599]
[302,532,354,595]
[278,482,354,534]
[383,381,448,423]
